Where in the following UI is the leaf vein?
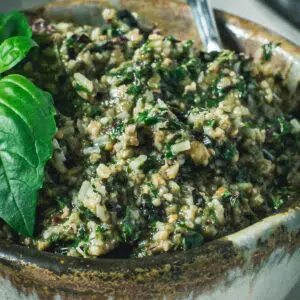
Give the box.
[0,152,30,234]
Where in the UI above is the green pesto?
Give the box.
[2,8,299,259]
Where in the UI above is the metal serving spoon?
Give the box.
[187,0,285,104]
[187,0,223,52]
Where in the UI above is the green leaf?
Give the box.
[127,83,142,96]
[110,122,125,140]
[136,110,160,125]
[0,11,32,43]
[222,142,237,161]
[277,116,291,136]
[272,197,284,211]
[183,231,204,250]
[120,207,142,243]
[262,42,281,62]
[0,36,37,73]
[204,119,216,128]
[0,74,56,236]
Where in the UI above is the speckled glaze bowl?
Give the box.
[1,1,300,299]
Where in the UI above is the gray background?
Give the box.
[0,0,299,299]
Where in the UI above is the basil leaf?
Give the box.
[0,36,37,73]
[0,11,32,43]
[0,74,56,236]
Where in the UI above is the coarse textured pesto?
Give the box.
[1,8,300,258]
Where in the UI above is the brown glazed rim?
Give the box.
[0,1,299,298]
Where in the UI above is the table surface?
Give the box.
[1,1,300,299]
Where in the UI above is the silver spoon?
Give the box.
[188,0,284,102]
[187,0,223,52]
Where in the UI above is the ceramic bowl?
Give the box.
[1,1,300,299]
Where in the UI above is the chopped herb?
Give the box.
[272,197,284,211]
[140,40,153,54]
[110,25,125,37]
[222,142,237,161]
[177,220,187,228]
[182,40,193,50]
[222,190,231,200]
[140,194,165,222]
[77,224,87,240]
[97,223,110,233]
[183,231,204,250]
[79,206,98,221]
[209,208,218,223]
[222,191,239,207]
[203,135,213,148]
[236,167,249,182]
[271,188,290,211]
[142,154,163,173]
[262,42,280,62]
[236,79,248,99]
[204,119,216,128]
[110,122,125,139]
[136,111,161,125]
[49,233,60,244]
[206,98,219,108]
[110,65,134,84]
[56,198,70,210]
[146,182,158,197]
[184,92,196,105]
[166,35,179,43]
[127,83,142,95]
[159,66,186,90]
[243,120,256,128]
[167,118,183,131]
[120,207,142,243]
[185,57,202,76]
[165,143,176,159]
[277,116,291,136]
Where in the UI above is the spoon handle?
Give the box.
[187,0,223,52]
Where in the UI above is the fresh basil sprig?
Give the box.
[0,75,56,236]
[0,36,37,73]
[0,11,56,236]
[0,10,37,74]
[0,11,32,43]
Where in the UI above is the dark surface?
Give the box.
[262,0,300,29]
